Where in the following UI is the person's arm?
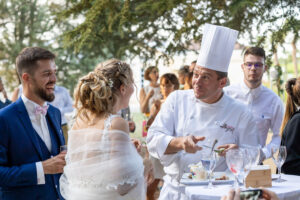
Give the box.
[263,99,284,159]
[0,115,37,187]
[0,111,66,187]
[164,135,204,154]
[281,115,300,175]
[1,88,11,105]
[110,117,141,195]
[11,87,20,102]
[146,91,204,166]
[216,144,238,156]
[139,88,153,113]
[146,101,160,129]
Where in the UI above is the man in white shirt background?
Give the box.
[224,47,284,161]
[147,24,260,200]
[50,85,74,142]
[0,47,66,200]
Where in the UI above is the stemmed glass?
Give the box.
[271,145,287,182]
[200,150,218,188]
[239,146,260,188]
[226,149,244,188]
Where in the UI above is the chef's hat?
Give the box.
[196,24,239,72]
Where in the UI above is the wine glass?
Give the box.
[200,150,218,188]
[60,145,67,153]
[271,145,287,182]
[226,149,244,188]
[239,147,257,188]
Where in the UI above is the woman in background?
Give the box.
[178,65,192,90]
[280,78,300,176]
[146,73,179,200]
[139,66,162,114]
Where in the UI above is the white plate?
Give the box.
[180,172,234,185]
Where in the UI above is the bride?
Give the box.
[60,59,150,200]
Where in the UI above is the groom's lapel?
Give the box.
[46,106,65,147]
[16,98,44,160]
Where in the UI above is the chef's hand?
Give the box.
[217,144,238,157]
[181,135,205,153]
[165,135,205,154]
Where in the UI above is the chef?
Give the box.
[146,24,260,200]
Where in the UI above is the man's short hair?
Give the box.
[215,70,227,80]
[244,47,266,60]
[16,47,56,79]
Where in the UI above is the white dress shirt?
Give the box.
[224,81,284,159]
[147,90,259,200]
[19,85,73,125]
[21,95,51,184]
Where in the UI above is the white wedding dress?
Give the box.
[60,115,145,200]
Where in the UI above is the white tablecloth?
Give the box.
[184,174,300,200]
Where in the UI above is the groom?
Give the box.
[0,47,66,200]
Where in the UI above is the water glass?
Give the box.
[272,145,287,182]
[200,150,218,188]
[226,149,244,188]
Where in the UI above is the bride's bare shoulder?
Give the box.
[111,116,129,134]
[71,117,105,131]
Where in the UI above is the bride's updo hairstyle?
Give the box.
[74,59,133,121]
[280,77,300,135]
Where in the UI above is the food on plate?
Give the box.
[190,165,207,180]
[215,175,229,180]
[214,148,225,154]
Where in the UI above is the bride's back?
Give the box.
[59,59,145,200]
[68,114,131,164]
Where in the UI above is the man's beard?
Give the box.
[35,86,55,102]
[33,80,55,102]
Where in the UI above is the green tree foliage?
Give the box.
[0,0,56,89]
[0,0,99,93]
[59,0,299,66]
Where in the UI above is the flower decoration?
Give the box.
[108,79,114,88]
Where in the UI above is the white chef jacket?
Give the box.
[147,90,259,200]
[224,81,284,159]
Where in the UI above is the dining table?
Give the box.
[183,173,300,200]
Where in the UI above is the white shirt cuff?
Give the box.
[157,135,179,166]
[36,162,45,184]
[157,135,174,158]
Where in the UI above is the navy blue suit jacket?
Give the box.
[0,98,65,200]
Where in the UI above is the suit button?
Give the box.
[55,185,58,188]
